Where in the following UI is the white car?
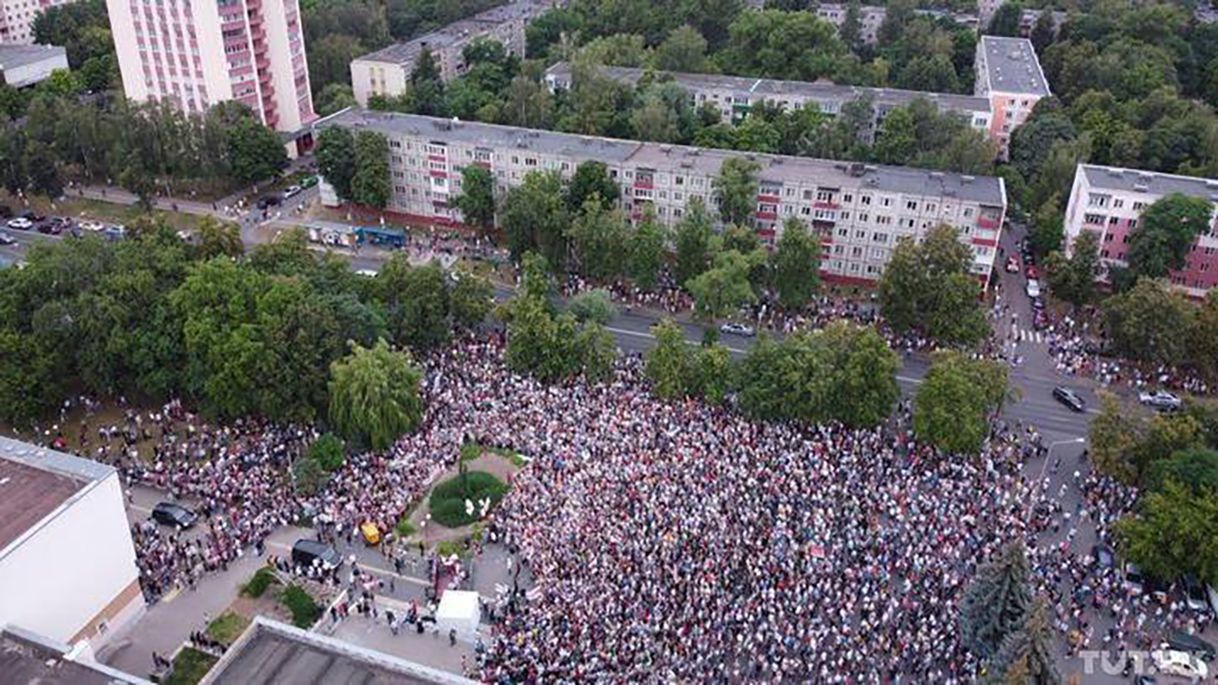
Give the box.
[6,217,32,230]
[1139,390,1182,411]
[1025,279,1041,298]
[78,219,105,233]
[0,232,14,246]
[719,322,756,337]
[355,269,378,278]
[1151,648,1208,680]
[284,184,303,198]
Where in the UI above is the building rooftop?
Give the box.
[202,617,475,685]
[547,62,992,114]
[0,437,113,553]
[354,0,547,67]
[1,627,151,685]
[1080,164,1218,203]
[0,44,67,71]
[320,109,1007,206]
[978,36,1050,97]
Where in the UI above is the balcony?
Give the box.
[756,193,779,203]
[976,215,1000,230]
[755,210,778,221]
[813,200,840,210]
[634,179,654,190]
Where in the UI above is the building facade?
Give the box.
[318,109,1007,287]
[974,35,1049,160]
[107,0,315,139]
[0,0,75,44]
[812,3,978,44]
[544,62,994,146]
[0,437,145,660]
[1064,164,1218,298]
[351,1,548,107]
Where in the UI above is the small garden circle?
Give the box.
[429,470,509,527]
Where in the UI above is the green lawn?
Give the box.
[206,611,250,646]
[429,470,509,527]
[279,585,322,629]
[2,192,212,233]
[164,647,218,685]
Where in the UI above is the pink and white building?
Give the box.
[107,0,316,146]
[974,36,1050,160]
[1064,164,1218,298]
[0,0,74,44]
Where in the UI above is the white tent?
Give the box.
[435,590,480,638]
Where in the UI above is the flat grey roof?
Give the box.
[0,44,66,71]
[1080,164,1218,202]
[547,62,991,114]
[202,618,475,685]
[1,627,151,685]
[0,435,114,482]
[978,36,1050,96]
[320,109,1006,205]
[355,0,546,67]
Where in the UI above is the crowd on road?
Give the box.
[23,335,1209,682]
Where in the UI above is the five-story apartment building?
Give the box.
[319,109,1007,287]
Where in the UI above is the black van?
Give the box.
[291,539,343,570]
[1168,630,1217,662]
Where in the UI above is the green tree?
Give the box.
[453,164,495,234]
[567,288,618,325]
[959,540,1032,659]
[23,140,63,198]
[771,217,820,310]
[873,107,917,164]
[991,599,1061,685]
[0,329,62,424]
[576,321,617,383]
[1192,290,1218,382]
[1089,393,1143,484]
[626,209,668,291]
[687,249,756,321]
[1103,277,1194,365]
[226,114,287,185]
[194,216,244,259]
[450,272,494,329]
[986,2,1022,37]
[653,24,710,72]
[328,338,424,451]
[914,351,1009,453]
[291,452,328,495]
[692,342,732,404]
[567,160,619,212]
[501,170,570,267]
[376,257,451,350]
[1149,448,1218,493]
[1043,229,1098,307]
[316,126,357,201]
[1028,195,1064,258]
[409,48,446,116]
[351,130,391,208]
[713,157,759,225]
[315,82,358,117]
[308,433,346,472]
[1128,193,1215,279]
[1117,480,1218,585]
[878,225,986,346]
[674,197,716,284]
[645,318,694,399]
[825,322,901,427]
[567,196,628,281]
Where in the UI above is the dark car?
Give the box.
[1167,630,1216,661]
[151,501,198,528]
[18,210,45,222]
[291,539,343,571]
[1032,310,1049,330]
[1091,543,1116,569]
[256,194,283,210]
[1053,386,1086,412]
[1182,575,1210,613]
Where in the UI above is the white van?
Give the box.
[1025,279,1041,298]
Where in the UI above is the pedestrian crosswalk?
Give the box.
[1009,326,1044,344]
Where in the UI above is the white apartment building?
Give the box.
[107,0,316,146]
[812,4,978,44]
[318,110,1007,287]
[1064,164,1218,298]
[0,437,145,660]
[0,0,74,44]
[974,35,1049,160]
[351,1,548,107]
[544,62,993,146]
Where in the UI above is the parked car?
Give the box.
[1167,630,1216,661]
[1053,386,1086,412]
[283,184,302,198]
[1138,390,1182,412]
[18,210,44,222]
[1030,296,1045,310]
[6,217,32,230]
[1091,543,1116,569]
[1005,255,1019,273]
[300,175,319,188]
[291,539,343,571]
[1032,310,1049,330]
[1025,279,1041,298]
[1182,575,1210,614]
[1025,265,1039,279]
[719,322,756,337]
[38,216,71,235]
[151,501,198,529]
[1125,562,1147,596]
[1150,648,1208,680]
[0,231,15,246]
[256,194,283,210]
[78,219,105,233]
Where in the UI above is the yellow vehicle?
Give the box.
[360,522,381,546]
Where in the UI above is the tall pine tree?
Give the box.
[990,598,1061,685]
[960,540,1032,658]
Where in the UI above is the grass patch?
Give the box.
[279,585,321,629]
[460,442,482,462]
[428,470,509,527]
[240,567,278,599]
[164,647,218,685]
[395,516,417,537]
[435,539,465,558]
[7,192,210,233]
[461,442,528,468]
[205,611,250,646]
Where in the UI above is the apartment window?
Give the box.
[1084,213,1105,225]
[1133,201,1145,211]
[842,194,853,203]
[873,232,888,243]
[1113,198,1124,208]
[880,197,891,207]
[906,200,917,211]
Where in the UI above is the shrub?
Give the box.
[165,647,218,685]
[309,433,346,472]
[395,517,417,537]
[428,470,509,527]
[280,585,321,628]
[206,612,250,646]
[460,442,482,462]
[241,567,278,598]
[436,539,465,558]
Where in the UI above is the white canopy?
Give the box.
[435,590,480,638]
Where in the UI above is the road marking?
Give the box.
[265,541,431,589]
[129,503,151,514]
[602,325,748,354]
[895,375,923,385]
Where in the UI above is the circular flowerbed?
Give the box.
[429,470,509,527]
